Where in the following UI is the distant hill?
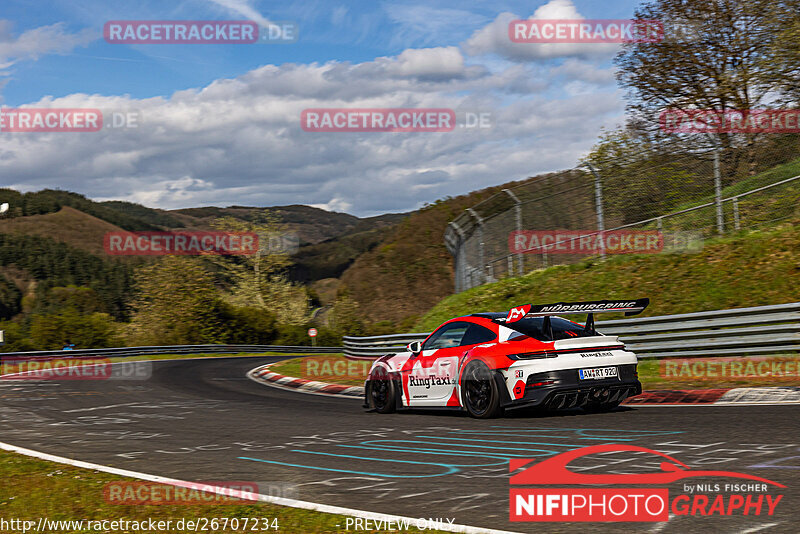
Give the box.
[101,200,186,228]
[169,205,404,245]
[0,189,167,231]
[290,226,395,283]
[0,206,128,256]
[0,175,575,327]
[0,188,408,255]
[0,188,412,325]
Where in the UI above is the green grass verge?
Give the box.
[415,220,800,330]
[676,156,800,212]
[0,450,446,534]
[268,354,369,387]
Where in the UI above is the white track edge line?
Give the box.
[0,358,516,534]
[0,440,520,534]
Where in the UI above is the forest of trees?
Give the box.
[0,212,347,351]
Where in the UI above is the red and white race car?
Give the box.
[364,298,648,418]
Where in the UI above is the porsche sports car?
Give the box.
[364,298,649,418]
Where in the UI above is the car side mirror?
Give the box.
[406,341,422,354]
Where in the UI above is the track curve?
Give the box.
[1,356,798,533]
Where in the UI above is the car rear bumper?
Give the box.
[503,364,641,410]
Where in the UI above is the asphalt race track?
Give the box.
[1,356,798,533]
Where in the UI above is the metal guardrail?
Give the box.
[0,344,341,359]
[343,333,430,359]
[343,303,800,359]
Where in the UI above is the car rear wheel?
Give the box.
[368,366,396,413]
[461,362,503,419]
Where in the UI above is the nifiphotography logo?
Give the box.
[510,444,785,522]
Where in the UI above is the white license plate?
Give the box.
[579,367,618,380]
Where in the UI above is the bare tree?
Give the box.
[615,0,798,174]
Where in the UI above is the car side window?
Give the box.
[422,322,470,350]
[461,324,496,346]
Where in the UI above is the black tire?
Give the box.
[461,362,503,419]
[368,366,396,413]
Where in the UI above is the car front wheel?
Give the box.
[461,361,503,419]
[368,366,396,413]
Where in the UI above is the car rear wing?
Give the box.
[495,298,649,337]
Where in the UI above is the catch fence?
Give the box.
[445,141,800,292]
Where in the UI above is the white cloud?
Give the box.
[383,4,489,48]
[462,1,620,61]
[550,58,617,85]
[387,46,465,80]
[205,0,273,28]
[0,20,94,71]
[310,197,354,213]
[0,44,625,216]
[534,0,582,19]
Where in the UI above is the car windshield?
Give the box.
[507,316,597,341]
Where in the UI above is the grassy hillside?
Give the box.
[645,157,800,234]
[0,189,167,231]
[340,190,516,324]
[416,220,800,331]
[0,206,127,256]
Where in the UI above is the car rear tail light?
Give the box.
[508,352,558,360]
[527,380,555,388]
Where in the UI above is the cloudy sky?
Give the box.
[1,0,643,216]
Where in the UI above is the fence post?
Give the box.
[503,188,524,276]
[714,148,724,234]
[583,163,606,260]
[733,197,741,231]
[447,221,467,292]
[466,208,485,284]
